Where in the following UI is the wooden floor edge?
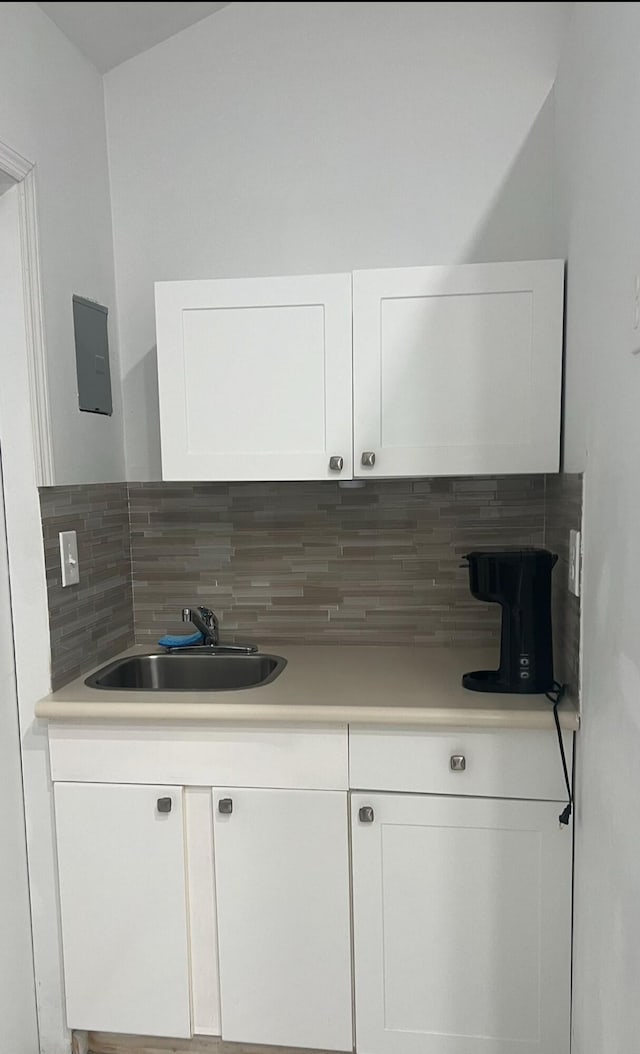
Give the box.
[88,1033,343,1054]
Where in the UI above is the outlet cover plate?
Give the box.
[59,530,80,587]
[568,529,581,598]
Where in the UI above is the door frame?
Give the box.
[0,138,70,1052]
[0,139,53,486]
[0,449,40,1050]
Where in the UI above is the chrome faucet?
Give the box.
[182,605,219,645]
[178,605,258,654]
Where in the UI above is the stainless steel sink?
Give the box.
[85,652,287,692]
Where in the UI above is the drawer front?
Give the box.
[49,723,348,791]
[349,727,572,801]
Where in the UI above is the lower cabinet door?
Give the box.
[54,782,191,1037]
[213,788,353,1051]
[351,793,571,1054]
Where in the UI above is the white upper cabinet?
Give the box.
[155,273,353,481]
[155,261,563,481]
[353,261,564,477]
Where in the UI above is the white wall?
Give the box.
[0,2,125,484]
[0,7,129,1051]
[105,0,571,480]
[553,4,640,1051]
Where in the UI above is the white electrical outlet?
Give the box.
[568,529,581,597]
[59,530,80,587]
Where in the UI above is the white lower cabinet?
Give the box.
[213,787,353,1051]
[54,782,191,1037]
[351,792,572,1054]
[50,727,573,1052]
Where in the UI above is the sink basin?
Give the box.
[85,652,287,692]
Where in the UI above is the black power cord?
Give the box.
[545,681,572,825]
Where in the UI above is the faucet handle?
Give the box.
[183,605,214,625]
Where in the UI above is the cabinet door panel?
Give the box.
[54,783,190,1038]
[214,788,352,1051]
[353,261,563,476]
[156,273,353,480]
[351,793,571,1054]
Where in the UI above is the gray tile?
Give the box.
[545,473,582,704]
[127,477,550,652]
[39,483,134,690]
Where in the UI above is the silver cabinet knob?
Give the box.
[218,798,233,814]
[156,797,172,813]
[361,451,376,467]
[359,806,375,823]
[329,456,344,471]
[450,755,466,772]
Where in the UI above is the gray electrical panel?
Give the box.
[72,295,113,415]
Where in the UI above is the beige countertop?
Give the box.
[35,645,579,730]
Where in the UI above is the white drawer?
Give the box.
[49,723,348,791]
[349,727,573,801]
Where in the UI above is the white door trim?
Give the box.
[0,144,68,1052]
[0,140,53,486]
[0,448,40,1051]
[0,139,32,181]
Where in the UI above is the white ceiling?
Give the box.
[38,1,231,73]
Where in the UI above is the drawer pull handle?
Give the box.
[218,798,233,815]
[156,797,172,813]
[359,806,375,823]
[329,455,344,471]
[361,451,376,467]
[450,755,466,772]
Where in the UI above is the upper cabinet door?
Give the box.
[353,261,564,477]
[155,274,353,481]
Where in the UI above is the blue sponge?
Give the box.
[158,631,204,648]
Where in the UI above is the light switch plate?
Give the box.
[59,530,80,587]
[568,529,581,598]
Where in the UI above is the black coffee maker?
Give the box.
[462,548,558,694]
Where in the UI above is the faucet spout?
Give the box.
[174,604,258,653]
[182,605,219,646]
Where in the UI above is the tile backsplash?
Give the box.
[128,477,544,648]
[546,473,582,702]
[40,474,581,698]
[39,484,134,691]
